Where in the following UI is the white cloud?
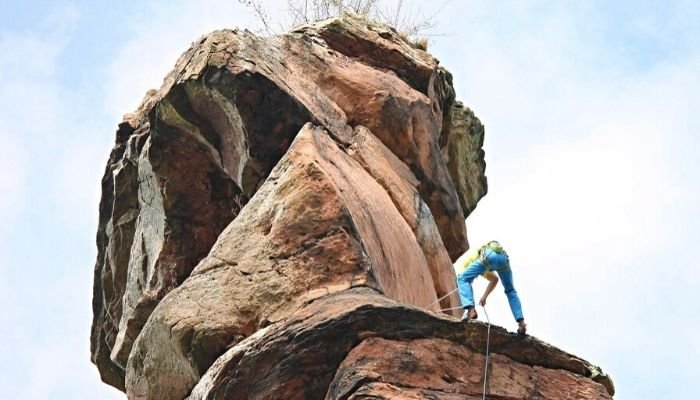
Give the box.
[0,29,63,225]
[432,2,700,397]
[103,0,284,118]
[0,3,86,226]
[50,137,111,235]
[0,267,124,399]
[0,127,28,225]
[0,6,124,399]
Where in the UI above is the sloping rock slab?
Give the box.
[125,124,459,400]
[188,288,614,399]
[348,126,459,313]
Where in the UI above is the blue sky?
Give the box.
[0,1,697,398]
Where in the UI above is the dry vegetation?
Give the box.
[237,0,450,48]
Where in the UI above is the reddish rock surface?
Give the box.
[331,338,611,399]
[125,124,457,399]
[91,13,472,389]
[186,289,613,400]
[90,12,613,400]
[348,126,460,314]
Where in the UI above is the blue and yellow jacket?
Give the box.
[454,241,509,276]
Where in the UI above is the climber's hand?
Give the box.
[478,297,487,306]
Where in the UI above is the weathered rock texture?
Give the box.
[91,12,613,400]
[186,290,613,400]
[125,123,457,399]
[443,102,488,216]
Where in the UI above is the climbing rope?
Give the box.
[427,289,492,399]
[423,287,458,310]
[435,305,464,312]
[426,286,492,399]
[435,304,492,399]
[481,305,491,400]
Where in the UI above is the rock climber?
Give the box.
[454,240,527,334]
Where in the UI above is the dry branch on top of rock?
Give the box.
[239,0,450,47]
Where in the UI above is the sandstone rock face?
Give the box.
[91,106,248,389]
[125,124,456,399]
[91,12,612,400]
[186,289,613,400]
[300,16,466,260]
[443,102,488,216]
[91,13,471,388]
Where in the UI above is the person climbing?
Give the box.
[454,240,527,334]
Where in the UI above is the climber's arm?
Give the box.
[479,271,499,306]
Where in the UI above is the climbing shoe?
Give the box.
[517,320,527,335]
[461,308,478,321]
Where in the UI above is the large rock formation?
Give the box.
[91,12,613,400]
